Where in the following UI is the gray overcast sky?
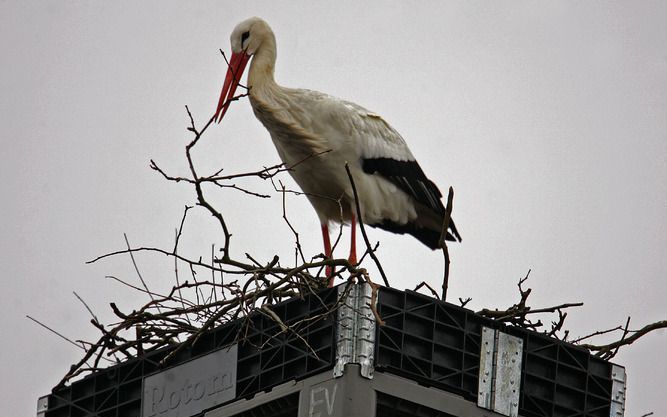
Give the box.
[1,1,665,416]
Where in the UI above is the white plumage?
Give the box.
[215,17,460,283]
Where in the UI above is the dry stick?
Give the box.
[150,159,288,185]
[611,316,632,358]
[211,244,220,302]
[220,49,249,91]
[414,281,441,300]
[571,325,625,344]
[329,200,346,260]
[505,302,583,318]
[27,315,89,352]
[459,297,472,308]
[182,104,248,268]
[279,180,306,265]
[479,302,584,322]
[184,111,234,260]
[172,205,192,254]
[90,246,255,274]
[124,233,161,314]
[73,291,99,323]
[105,275,168,299]
[580,319,667,359]
[172,208,192,326]
[271,170,345,268]
[360,271,386,326]
[259,305,321,361]
[548,309,568,338]
[438,187,454,301]
[357,241,380,265]
[344,162,390,287]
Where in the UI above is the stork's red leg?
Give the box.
[349,215,357,265]
[322,224,334,286]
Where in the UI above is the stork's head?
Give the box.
[215,17,273,122]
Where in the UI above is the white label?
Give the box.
[142,345,237,417]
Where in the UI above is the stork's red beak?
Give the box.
[214,51,251,123]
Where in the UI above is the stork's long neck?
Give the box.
[247,34,278,92]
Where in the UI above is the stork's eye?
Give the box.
[241,31,250,44]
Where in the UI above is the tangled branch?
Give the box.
[477,270,582,335]
[473,269,666,360]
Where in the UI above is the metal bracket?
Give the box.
[610,364,626,417]
[478,327,523,417]
[333,282,376,379]
[36,395,48,417]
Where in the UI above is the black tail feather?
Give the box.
[371,218,461,250]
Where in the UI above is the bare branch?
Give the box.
[27,315,88,353]
[73,291,99,323]
[279,180,306,265]
[580,319,667,360]
[414,281,440,300]
[459,297,472,308]
[124,233,159,312]
[439,186,454,301]
[344,162,390,287]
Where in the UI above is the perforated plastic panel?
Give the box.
[374,287,617,417]
[520,331,613,417]
[375,288,486,399]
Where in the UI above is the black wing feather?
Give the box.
[362,157,461,247]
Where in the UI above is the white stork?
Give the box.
[215,17,461,285]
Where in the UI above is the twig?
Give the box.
[73,291,99,323]
[439,186,454,301]
[580,319,667,360]
[571,325,625,344]
[124,233,160,314]
[478,270,583,334]
[344,162,390,287]
[414,281,440,300]
[105,275,167,299]
[612,316,631,358]
[27,315,88,352]
[279,180,306,265]
[359,271,385,326]
[459,297,472,308]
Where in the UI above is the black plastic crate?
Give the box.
[43,287,338,417]
[44,346,173,417]
[375,288,488,400]
[235,288,337,398]
[519,331,613,417]
[374,287,616,417]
